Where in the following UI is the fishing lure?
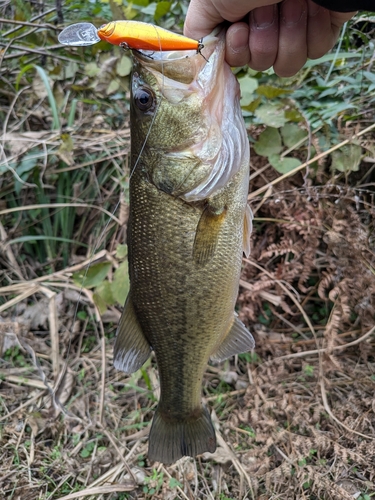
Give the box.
[58,20,204,55]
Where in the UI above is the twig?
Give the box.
[0,43,78,64]
[0,18,59,31]
[0,390,45,422]
[41,286,60,382]
[248,122,375,200]
[99,333,106,425]
[243,258,317,339]
[215,431,255,500]
[2,8,56,36]
[0,249,108,291]
[161,466,190,500]
[0,204,120,225]
[273,325,375,362]
[54,484,135,500]
[0,285,40,313]
[98,426,137,485]
[320,376,373,440]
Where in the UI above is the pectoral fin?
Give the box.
[193,205,227,266]
[243,204,253,258]
[210,315,255,362]
[113,296,151,373]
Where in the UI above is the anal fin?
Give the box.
[113,296,151,374]
[193,205,226,266]
[243,204,253,258]
[210,315,254,362]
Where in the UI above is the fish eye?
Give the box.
[134,87,155,112]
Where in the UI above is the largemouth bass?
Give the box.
[113,28,254,464]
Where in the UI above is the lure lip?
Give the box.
[58,22,100,46]
[97,21,116,38]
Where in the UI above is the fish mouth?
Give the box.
[132,26,223,85]
[132,28,249,202]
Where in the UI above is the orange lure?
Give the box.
[97,20,203,52]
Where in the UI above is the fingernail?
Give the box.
[307,0,320,16]
[282,0,306,26]
[252,4,276,30]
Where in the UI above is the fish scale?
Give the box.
[113,28,255,463]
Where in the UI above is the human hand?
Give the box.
[184,0,355,77]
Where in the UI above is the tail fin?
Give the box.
[148,405,216,463]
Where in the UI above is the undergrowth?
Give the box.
[1,1,375,499]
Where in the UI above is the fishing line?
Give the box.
[129,23,165,180]
[53,23,167,416]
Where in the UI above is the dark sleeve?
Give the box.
[312,0,375,12]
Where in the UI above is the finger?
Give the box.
[184,0,282,39]
[329,10,357,35]
[274,0,308,77]
[184,0,223,39]
[306,1,354,58]
[248,4,279,71]
[306,1,332,58]
[225,22,251,67]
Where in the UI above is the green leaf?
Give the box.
[253,127,282,157]
[57,133,74,166]
[140,3,157,16]
[116,244,128,260]
[107,80,120,95]
[63,61,79,80]
[80,442,95,458]
[269,154,301,174]
[116,55,132,77]
[85,62,100,78]
[256,85,292,99]
[35,66,60,129]
[239,75,258,106]
[92,290,108,315]
[94,280,116,306]
[241,96,261,113]
[7,235,87,247]
[123,4,139,19]
[330,144,362,173]
[280,123,307,149]
[73,262,112,289]
[154,1,171,20]
[112,260,130,304]
[285,109,303,123]
[255,104,286,128]
[16,154,37,176]
[17,65,60,129]
[169,477,183,489]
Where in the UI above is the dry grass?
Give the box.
[1,132,375,498]
[1,25,375,498]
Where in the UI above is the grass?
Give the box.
[1,1,375,499]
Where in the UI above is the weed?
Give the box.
[0,4,374,500]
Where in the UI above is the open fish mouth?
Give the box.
[131,28,250,202]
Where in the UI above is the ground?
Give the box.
[1,6,375,500]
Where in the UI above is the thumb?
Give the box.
[184,0,283,39]
[184,0,223,39]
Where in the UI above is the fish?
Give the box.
[113,27,254,464]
